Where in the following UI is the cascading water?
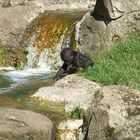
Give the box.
[0,10,89,123]
[20,10,88,70]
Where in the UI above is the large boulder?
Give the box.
[76,0,140,53]
[82,86,140,140]
[33,74,100,112]
[0,107,55,140]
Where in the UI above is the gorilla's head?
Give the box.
[60,48,74,65]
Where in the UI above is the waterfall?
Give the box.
[20,10,87,70]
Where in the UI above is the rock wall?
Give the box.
[76,0,140,53]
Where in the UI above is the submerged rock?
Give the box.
[0,107,55,140]
[33,74,100,112]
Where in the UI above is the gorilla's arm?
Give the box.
[54,63,69,81]
[67,65,79,74]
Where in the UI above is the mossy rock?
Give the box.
[0,75,10,88]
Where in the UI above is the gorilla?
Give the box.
[55,48,94,80]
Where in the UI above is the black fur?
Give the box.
[55,48,94,80]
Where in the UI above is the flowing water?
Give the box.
[0,70,67,124]
[0,10,89,124]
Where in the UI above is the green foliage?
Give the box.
[70,107,85,119]
[79,33,140,91]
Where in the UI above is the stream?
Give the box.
[0,70,67,124]
[0,9,89,125]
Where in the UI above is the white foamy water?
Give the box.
[0,68,54,94]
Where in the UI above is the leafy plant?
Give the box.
[70,107,85,119]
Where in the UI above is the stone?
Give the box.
[0,107,55,140]
[57,119,83,140]
[33,74,100,112]
[76,0,140,53]
[93,0,140,20]
[75,12,107,53]
[82,86,140,140]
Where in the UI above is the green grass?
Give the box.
[79,33,140,91]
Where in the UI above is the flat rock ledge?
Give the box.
[32,74,101,112]
[0,108,55,140]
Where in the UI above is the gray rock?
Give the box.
[93,0,140,20]
[75,12,107,53]
[82,86,140,140]
[0,107,55,140]
[33,74,100,112]
[76,0,140,53]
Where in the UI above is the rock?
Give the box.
[82,86,140,140]
[75,12,107,53]
[33,74,100,112]
[57,119,83,140]
[0,0,94,48]
[0,107,55,140]
[76,0,140,53]
[93,0,140,20]
[0,0,94,67]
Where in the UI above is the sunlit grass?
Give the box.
[79,33,140,91]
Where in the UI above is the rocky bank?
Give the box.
[33,74,140,140]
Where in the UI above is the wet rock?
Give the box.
[82,86,140,140]
[0,0,94,67]
[33,74,100,112]
[0,107,55,140]
[57,119,83,140]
